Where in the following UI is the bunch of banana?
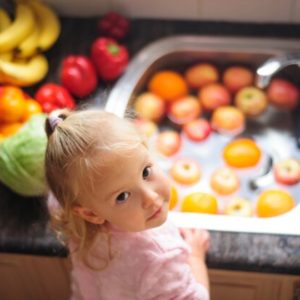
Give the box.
[0,0,61,87]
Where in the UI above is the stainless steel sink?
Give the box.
[105,36,300,235]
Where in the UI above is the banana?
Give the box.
[0,3,35,53]
[28,0,61,52]
[0,54,48,86]
[0,9,12,32]
[0,52,13,61]
[15,26,40,58]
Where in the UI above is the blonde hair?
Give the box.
[45,109,144,266]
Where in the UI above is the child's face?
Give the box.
[86,144,171,232]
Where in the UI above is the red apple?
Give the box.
[210,167,240,195]
[185,63,219,89]
[170,158,201,185]
[223,66,254,93]
[211,106,245,135]
[156,130,181,156]
[224,197,253,217]
[168,95,201,125]
[273,158,300,185]
[198,83,231,111]
[183,118,211,142]
[134,92,166,122]
[235,87,268,117]
[267,79,299,109]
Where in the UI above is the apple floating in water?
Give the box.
[170,157,201,185]
[273,158,300,186]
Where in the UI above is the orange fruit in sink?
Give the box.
[223,138,261,168]
[148,70,188,102]
[181,192,218,214]
[169,186,178,210]
[256,189,295,218]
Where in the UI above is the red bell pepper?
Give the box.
[91,37,129,81]
[35,83,76,113]
[60,55,98,98]
[97,11,130,41]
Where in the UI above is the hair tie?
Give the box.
[49,115,62,130]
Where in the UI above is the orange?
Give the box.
[0,133,5,143]
[0,122,23,137]
[0,86,26,123]
[223,138,261,168]
[256,189,295,218]
[181,192,218,214]
[148,70,188,102]
[22,99,43,122]
[169,186,178,210]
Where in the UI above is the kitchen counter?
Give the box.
[1,17,300,275]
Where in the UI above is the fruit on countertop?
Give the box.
[0,86,27,123]
[235,87,268,117]
[97,11,130,41]
[0,2,35,53]
[224,197,253,217]
[184,63,219,89]
[148,70,188,102]
[0,0,61,86]
[91,37,129,81]
[183,118,211,142]
[0,86,43,139]
[210,167,240,195]
[223,138,261,168]
[211,106,245,135]
[181,192,218,214]
[60,55,98,98]
[267,79,299,110]
[35,83,75,113]
[223,66,254,94]
[134,92,166,122]
[273,158,300,186]
[256,189,295,218]
[198,83,231,111]
[167,96,201,125]
[0,54,48,87]
[156,130,181,157]
[170,158,201,185]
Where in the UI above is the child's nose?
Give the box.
[141,187,160,209]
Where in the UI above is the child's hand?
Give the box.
[180,228,210,260]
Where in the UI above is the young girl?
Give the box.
[45,108,210,300]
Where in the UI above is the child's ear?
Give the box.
[72,205,105,225]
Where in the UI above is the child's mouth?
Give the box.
[148,207,162,220]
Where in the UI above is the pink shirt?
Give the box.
[70,219,209,300]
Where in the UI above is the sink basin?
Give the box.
[105,35,300,235]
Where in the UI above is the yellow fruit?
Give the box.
[181,192,218,214]
[223,138,261,168]
[256,189,295,218]
[169,186,178,210]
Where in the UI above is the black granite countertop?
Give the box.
[0,18,300,275]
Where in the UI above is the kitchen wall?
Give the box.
[45,0,300,23]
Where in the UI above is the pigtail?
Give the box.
[45,109,72,138]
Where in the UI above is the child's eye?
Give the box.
[116,192,130,203]
[143,166,152,179]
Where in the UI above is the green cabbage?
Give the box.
[0,114,47,197]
